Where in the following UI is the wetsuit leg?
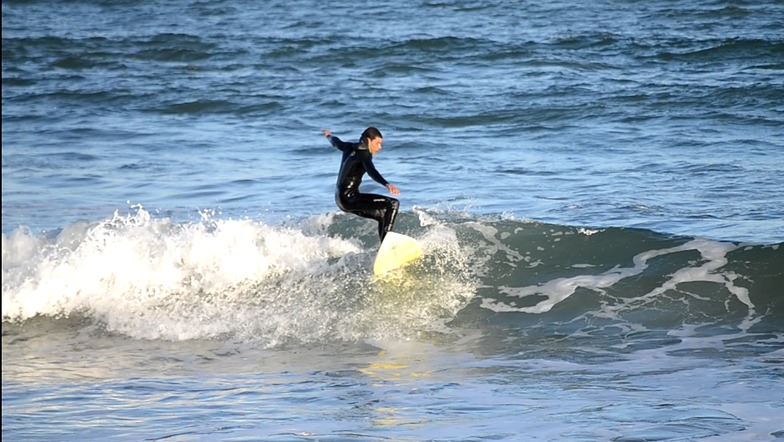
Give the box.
[339,193,399,242]
[382,198,399,241]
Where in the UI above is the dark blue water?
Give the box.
[3,0,783,440]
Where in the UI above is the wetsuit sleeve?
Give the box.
[359,150,390,187]
[327,135,351,152]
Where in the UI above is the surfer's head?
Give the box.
[361,127,383,154]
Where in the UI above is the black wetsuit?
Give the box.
[328,135,399,242]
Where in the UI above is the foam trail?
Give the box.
[480,238,749,321]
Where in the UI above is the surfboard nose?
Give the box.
[373,232,422,276]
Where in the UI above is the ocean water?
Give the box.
[3,0,783,440]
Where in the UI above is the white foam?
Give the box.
[465,222,527,265]
[2,208,358,328]
[2,207,476,346]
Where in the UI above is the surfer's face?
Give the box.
[368,137,383,155]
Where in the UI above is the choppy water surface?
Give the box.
[3,0,783,440]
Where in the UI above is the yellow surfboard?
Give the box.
[373,232,423,276]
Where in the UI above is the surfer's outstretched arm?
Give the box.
[322,129,350,152]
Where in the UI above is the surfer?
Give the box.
[322,127,400,243]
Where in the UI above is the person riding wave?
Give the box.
[322,127,399,243]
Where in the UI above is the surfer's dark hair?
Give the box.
[360,127,383,145]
